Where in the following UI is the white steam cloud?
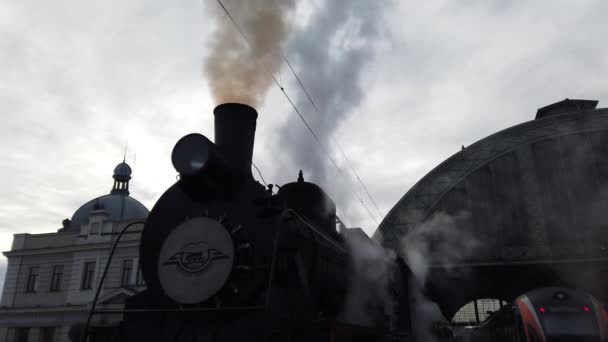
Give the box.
[402,211,480,287]
[341,229,397,328]
[278,0,390,187]
[400,211,480,341]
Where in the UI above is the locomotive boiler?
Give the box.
[114,103,395,342]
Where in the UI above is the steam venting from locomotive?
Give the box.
[205,0,294,107]
[278,1,386,186]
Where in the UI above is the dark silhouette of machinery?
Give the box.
[102,103,404,342]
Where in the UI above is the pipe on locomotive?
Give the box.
[214,103,257,180]
[172,103,258,182]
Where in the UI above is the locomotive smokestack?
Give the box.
[213,103,258,179]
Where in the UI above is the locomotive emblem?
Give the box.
[162,241,229,275]
[157,217,235,304]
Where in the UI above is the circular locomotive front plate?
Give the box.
[158,217,234,304]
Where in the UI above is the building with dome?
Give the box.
[0,161,149,342]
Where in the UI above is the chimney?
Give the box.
[213,103,258,179]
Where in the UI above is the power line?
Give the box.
[277,82,380,226]
[215,0,269,190]
[214,0,379,226]
[252,161,268,187]
[245,0,383,220]
[282,57,385,219]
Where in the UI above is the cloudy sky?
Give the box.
[1,0,607,290]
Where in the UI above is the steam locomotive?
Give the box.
[468,287,608,342]
[111,103,403,341]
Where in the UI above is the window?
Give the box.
[135,263,145,286]
[25,266,39,293]
[542,313,595,336]
[452,298,509,326]
[90,222,101,234]
[121,260,133,286]
[50,265,64,292]
[81,261,96,290]
[40,327,55,342]
[16,327,29,342]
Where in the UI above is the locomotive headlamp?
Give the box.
[171,133,212,176]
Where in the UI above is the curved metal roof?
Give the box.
[377,107,608,254]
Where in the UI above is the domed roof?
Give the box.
[66,161,149,230]
[70,194,149,229]
[113,162,132,181]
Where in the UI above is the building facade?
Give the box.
[0,162,149,342]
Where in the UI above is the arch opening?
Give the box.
[451,298,509,327]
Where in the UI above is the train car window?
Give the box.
[542,313,595,336]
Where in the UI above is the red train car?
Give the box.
[470,287,607,342]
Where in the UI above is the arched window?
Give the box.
[452,298,509,326]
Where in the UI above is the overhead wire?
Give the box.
[255,1,384,220]
[281,57,385,219]
[215,0,379,227]
[259,0,384,220]
[252,161,268,187]
[81,221,145,342]
[212,1,269,188]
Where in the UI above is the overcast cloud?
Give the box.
[1,0,607,290]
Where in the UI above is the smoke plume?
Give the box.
[205,0,294,107]
[278,0,390,186]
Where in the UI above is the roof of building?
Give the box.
[113,161,132,182]
[67,161,149,230]
[374,99,608,319]
[70,194,148,229]
[376,100,608,259]
[535,98,598,119]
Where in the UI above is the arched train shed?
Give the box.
[376,99,608,319]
